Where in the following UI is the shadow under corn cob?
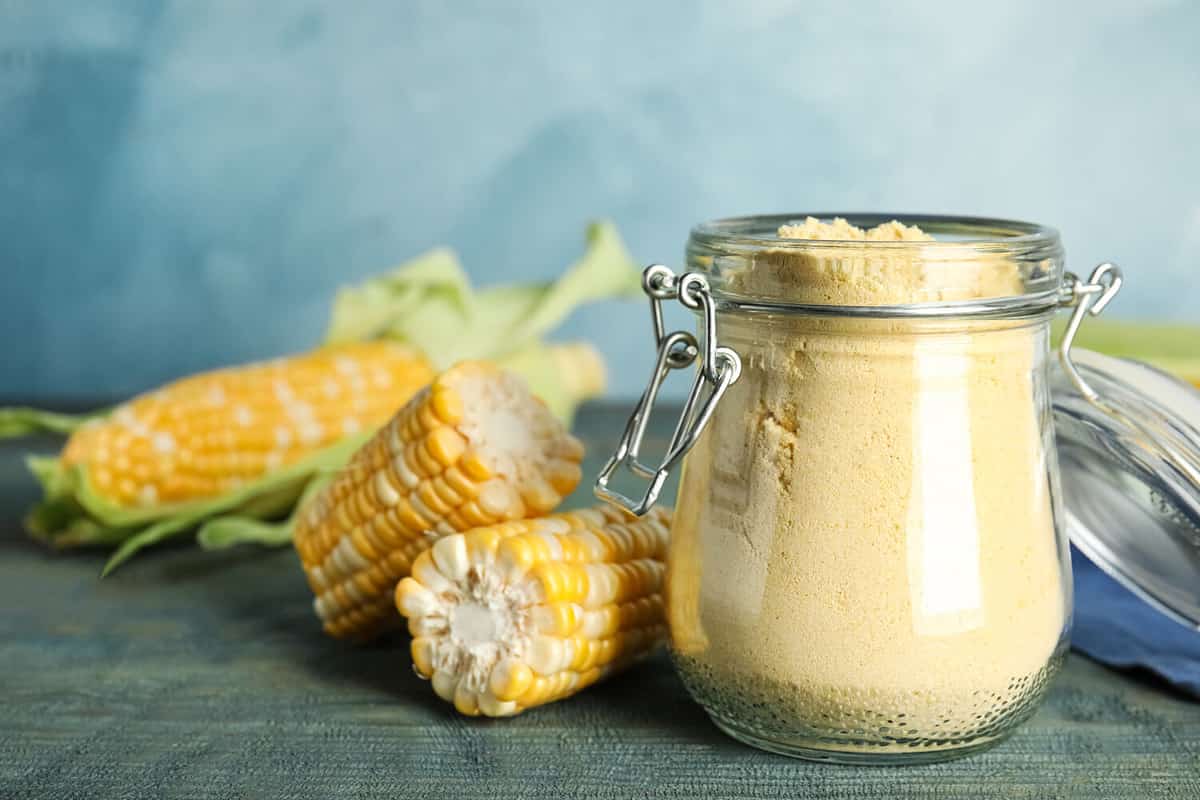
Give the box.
[1,222,640,571]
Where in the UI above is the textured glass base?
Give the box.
[674,646,1065,766]
[709,714,1013,765]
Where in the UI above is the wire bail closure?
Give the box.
[1058,262,1123,405]
[1056,262,1199,489]
[594,265,742,516]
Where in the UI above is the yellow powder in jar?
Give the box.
[668,217,1068,751]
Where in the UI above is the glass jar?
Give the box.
[596,214,1125,764]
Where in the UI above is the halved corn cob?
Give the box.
[294,362,584,640]
[395,504,671,717]
[61,341,434,509]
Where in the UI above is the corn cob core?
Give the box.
[396,505,671,717]
[60,342,433,508]
[295,362,585,640]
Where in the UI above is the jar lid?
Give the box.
[1053,348,1200,628]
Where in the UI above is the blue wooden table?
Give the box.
[1,406,1198,799]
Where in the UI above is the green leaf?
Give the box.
[483,221,645,348]
[102,513,211,575]
[324,220,641,369]
[324,247,474,346]
[197,474,334,550]
[195,515,295,550]
[51,519,134,550]
[0,407,102,437]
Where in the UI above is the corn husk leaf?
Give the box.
[25,433,369,573]
[326,220,642,368]
[0,408,101,437]
[197,473,334,551]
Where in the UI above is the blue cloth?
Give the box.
[1070,545,1200,699]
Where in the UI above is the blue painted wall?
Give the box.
[2,1,1198,401]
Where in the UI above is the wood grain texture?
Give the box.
[1,406,1198,800]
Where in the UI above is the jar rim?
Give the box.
[686,212,1067,318]
[689,213,1062,259]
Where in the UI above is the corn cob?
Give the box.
[395,504,671,717]
[294,362,584,640]
[58,341,434,510]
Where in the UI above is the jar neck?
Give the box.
[711,295,1064,322]
[687,213,1065,320]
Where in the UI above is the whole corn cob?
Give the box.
[60,341,434,509]
[294,362,584,640]
[395,505,671,717]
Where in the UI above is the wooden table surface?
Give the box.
[1,405,1198,799]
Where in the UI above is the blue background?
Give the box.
[2,1,1198,401]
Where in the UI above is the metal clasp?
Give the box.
[594,265,742,516]
[1057,262,1200,490]
[1058,262,1123,405]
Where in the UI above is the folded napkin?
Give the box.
[1070,545,1200,699]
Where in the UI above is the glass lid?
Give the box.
[1053,347,1200,629]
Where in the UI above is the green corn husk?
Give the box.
[5,221,641,571]
[325,220,638,423]
[0,408,102,437]
[24,433,369,574]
